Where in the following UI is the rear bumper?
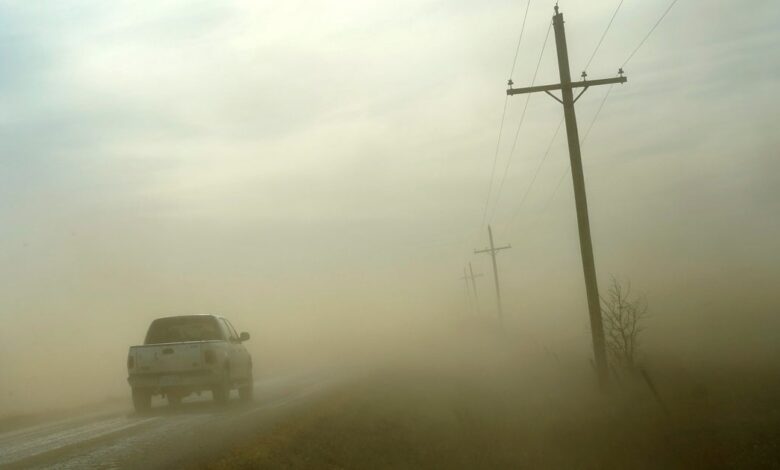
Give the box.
[128,369,221,392]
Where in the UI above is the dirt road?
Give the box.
[0,371,333,469]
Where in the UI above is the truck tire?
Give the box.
[212,384,229,404]
[132,388,151,413]
[167,393,182,407]
[212,363,231,405]
[239,380,253,402]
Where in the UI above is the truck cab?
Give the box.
[127,315,253,412]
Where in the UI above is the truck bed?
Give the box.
[129,340,219,375]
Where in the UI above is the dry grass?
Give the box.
[204,353,780,470]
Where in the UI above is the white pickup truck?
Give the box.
[127,314,253,412]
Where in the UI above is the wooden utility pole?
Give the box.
[475,225,511,325]
[468,262,483,315]
[506,5,627,388]
[460,262,484,315]
[460,267,473,315]
[460,267,472,313]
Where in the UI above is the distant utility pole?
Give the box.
[460,262,484,315]
[506,5,628,388]
[475,225,511,325]
[460,268,473,315]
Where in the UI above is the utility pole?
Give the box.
[475,225,511,326]
[460,267,473,314]
[460,262,484,315]
[506,5,627,388]
[468,262,483,315]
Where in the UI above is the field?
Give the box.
[205,332,780,469]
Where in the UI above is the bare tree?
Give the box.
[600,277,648,371]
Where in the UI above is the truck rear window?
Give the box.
[144,316,224,344]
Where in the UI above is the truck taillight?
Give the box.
[127,356,135,369]
[204,349,216,365]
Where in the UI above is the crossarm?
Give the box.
[507,76,626,96]
[474,245,512,254]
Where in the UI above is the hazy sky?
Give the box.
[1,0,779,410]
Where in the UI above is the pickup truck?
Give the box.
[127,314,253,412]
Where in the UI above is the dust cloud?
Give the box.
[0,1,779,447]
[1,231,778,416]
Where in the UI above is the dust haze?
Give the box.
[0,2,779,464]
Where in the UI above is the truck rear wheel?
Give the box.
[132,388,151,413]
[212,383,230,405]
[239,380,253,402]
[167,392,182,407]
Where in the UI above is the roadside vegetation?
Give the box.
[203,323,780,470]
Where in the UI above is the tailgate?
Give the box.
[131,342,207,374]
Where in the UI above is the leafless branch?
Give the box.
[600,276,648,371]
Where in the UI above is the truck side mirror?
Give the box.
[239,332,250,342]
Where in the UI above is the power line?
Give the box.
[488,20,553,223]
[508,0,533,79]
[582,0,625,73]
[499,1,625,236]
[479,1,535,229]
[543,0,681,209]
[505,7,622,387]
[543,84,615,210]
[580,85,615,147]
[484,0,677,245]
[480,96,510,228]
[622,0,679,68]
[502,116,564,236]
